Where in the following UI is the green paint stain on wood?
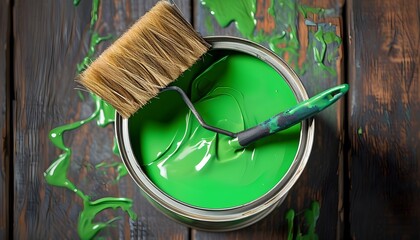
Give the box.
[78,197,136,240]
[45,0,134,239]
[201,0,342,76]
[96,162,128,181]
[201,0,257,37]
[286,201,320,240]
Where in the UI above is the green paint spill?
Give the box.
[201,0,257,37]
[311,25,342,75]
[200,0,342,75]
[76,32,112,73]
[78,197,136,240]
[286,201,320,240]
[285,209,295,240]
[112,137,120,156]
[45,0,134,239]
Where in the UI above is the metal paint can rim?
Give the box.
[115,36,315,230]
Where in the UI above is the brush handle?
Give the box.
[235,84,349,147]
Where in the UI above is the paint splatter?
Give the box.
[96,161,128,182]
[201,0,342,75]
[45,0,135,239]
[286,201,320,240]
[201,0,257,37]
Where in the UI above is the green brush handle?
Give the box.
[233,84,349,147]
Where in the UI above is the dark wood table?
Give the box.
[1,0,419,239]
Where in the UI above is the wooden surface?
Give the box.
[1,0,418,239]
[0,0,11,239]
[347,0,420,239]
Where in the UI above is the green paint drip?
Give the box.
[285,209,295,240]
[112,137,120,156]
[298,5,325,19]
[45,115,97,200]
[201,0,257,37]
[96,162,128,181]
[268,0,275,16]
[286,201,320,240]
[45,0,132,239]
[76,33,112,73]
[78,197,136,240]
[90,0,100,28]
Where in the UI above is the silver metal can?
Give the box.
[115,36,315,231]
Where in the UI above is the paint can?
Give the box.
[115,36,314,231]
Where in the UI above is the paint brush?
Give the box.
[79,0,210,118]
[78,0,348,148]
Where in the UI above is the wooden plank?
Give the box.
[13,0,190,239]
[193,0,345,239]
[347,0,420,239]
[0,0,11,239]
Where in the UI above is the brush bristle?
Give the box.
[78,1,210,118]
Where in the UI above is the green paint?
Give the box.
[311,25,342,75]
[76,32,112,73]
[268,0,275,16]
[286,201,320,240]
[298,5,325,19]
[285,209,295,240]
[78,197,136,240]
[91,93,115,127]
[204,14,215,35]
[96,162,128,181]
[358,127,363,135]
[46,0,132,239]
[201,0,342,76]
[90,0,100,28]
[112,137,120,156]
[201,0,257,37]
[46,116,97,199]
[130,52,301,209]
[76,0,112,74]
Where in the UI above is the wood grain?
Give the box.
[347,0,420,239]
[0,0,11,239]
[193,0,345,239]
[13,0,190,238]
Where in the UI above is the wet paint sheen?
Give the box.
[45,0,134,239]
[130,53,301,208]
[45,94,135,240]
